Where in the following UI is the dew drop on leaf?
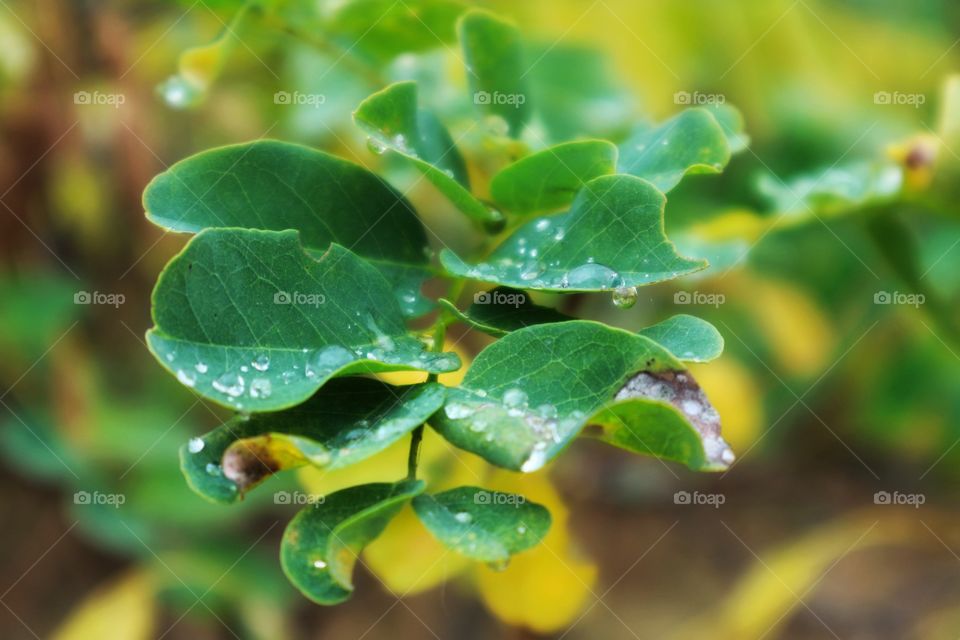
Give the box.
[612,286,639,309]
[188,437,205,454]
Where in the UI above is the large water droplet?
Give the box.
[252,354,270,372]
[188,437,205,454]
[503,388,528,408]
[367,137,387,155]
[212,373,245,397]
[612,286,639,309]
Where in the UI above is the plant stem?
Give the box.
[406,283,459,480]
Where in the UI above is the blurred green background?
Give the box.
[3,0,960,638]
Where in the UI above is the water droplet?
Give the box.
[612,286,639,309]
[176,369,196,387]
[205,462,222,476]
[249,378,272,399]
[454,511,472,524]
[252,354,270,372]
[565,263,621,290]
[517,525,527,534]
[520,446,548,473]
[444,403,475,419]
[503,388,528,408]
[313,559,327,569]
[188,437,205,454]
[367,137,387,155]
[195,362,208,374]
[212,373,245,397]
[535,218,551,232]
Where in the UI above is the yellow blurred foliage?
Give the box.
[52,570,155,640]
[741,275,836,378]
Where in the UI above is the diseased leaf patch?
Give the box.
[180,379,445,503]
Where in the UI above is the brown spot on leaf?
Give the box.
[222,438,282,494]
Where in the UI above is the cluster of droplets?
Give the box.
[443,387,585,473]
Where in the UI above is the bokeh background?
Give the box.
[3,0,960,638]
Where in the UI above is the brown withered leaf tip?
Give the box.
[614,370,734,467]
[222,438,282,495]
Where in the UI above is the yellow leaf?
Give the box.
[52,570,155,640]
[475,470,597,633]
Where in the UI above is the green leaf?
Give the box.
[618,108,732,192]
[758,161,903,218]
[180,379,445,503]
[458,9,531,136]
[525,43,634,142]
[707,103,749,153]
[439,287,569,338]
[638,314,723,363]
[489,140,618,215]
[354,81,500,226]
[440,175,706,291]
[325,0,466,63]
[147,228,460,411]
[430,321,733,472]
[143,139,433,317]
[280,480,425,605]
[411,486,551,563]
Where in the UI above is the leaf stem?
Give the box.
[407,280,460,480]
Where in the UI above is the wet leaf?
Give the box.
[459,9,531,136]
[618,108,732,192]
[412,486,550,563]
[280,480,425,605]
[143,140,434,317]
[440,175,706,291]
[430,321,733,472]
[354,81,499,226]
[638,314,724,363]
[489,140,618,215]
[180,379,445,503]
[439,287,569,337]
[147,229,459,411]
